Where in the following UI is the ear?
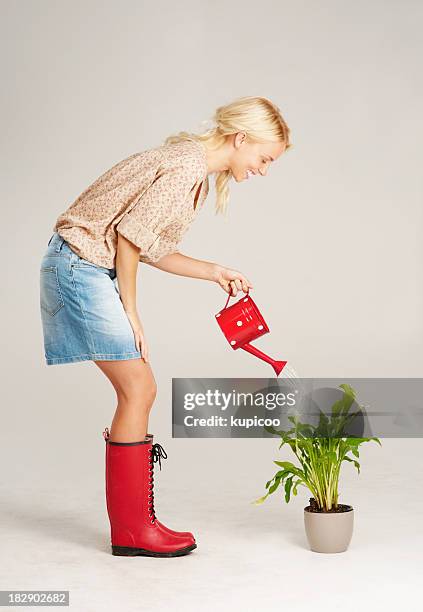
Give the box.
[234,131,247,149]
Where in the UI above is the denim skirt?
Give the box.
[39,232,142,365]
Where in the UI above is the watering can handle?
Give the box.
[223,286,250,310]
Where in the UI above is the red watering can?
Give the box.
[215,288,287,376]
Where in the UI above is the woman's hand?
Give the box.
[212,265,254,297]
[125,309,149,363]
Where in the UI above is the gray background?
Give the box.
[1,1,422,611]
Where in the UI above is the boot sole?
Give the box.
[112,543,197,557]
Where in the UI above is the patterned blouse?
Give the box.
[53,138,209,268]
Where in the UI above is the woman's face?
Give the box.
[229,132,286,182]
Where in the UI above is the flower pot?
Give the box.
[304,501,354,553]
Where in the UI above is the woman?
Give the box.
[39,95,292,558]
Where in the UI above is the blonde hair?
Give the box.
[163,96,292,215]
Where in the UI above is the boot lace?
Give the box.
[148,443,168,524]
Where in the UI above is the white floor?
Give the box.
[1,438,421,612]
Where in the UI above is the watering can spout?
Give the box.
[241,343,287,377]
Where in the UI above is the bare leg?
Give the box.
[93,359,157,443]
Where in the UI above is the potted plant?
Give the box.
[252,383,381,553]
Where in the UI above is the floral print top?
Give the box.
[53,138,209,267]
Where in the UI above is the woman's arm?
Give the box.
[115,233,150,361]
[145,251,218,282]
[144,252,253,295]
[115,233,140,313]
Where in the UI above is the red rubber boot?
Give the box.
[103,428,196,557]
[105,429,195,541]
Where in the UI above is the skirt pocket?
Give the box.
[40,266,65,317]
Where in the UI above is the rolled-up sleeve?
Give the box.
[116,156,197,262]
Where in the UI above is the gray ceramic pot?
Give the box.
[304,504,354,553]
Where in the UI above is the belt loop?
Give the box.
[54,234,65,253]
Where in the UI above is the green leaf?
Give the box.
[251,493,270,505]
[273,460,299,471]
[265,470,286,489]
[273,461,305,481]
[327,451,338,463]
[284,476,294,503]
[339,383,356,398]
[343,455,361,474]
[347,437,370,446]
[292,478,304,496]
[268,477,282,495]
[331,399,344,417]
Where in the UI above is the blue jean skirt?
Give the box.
[39,232,142,365]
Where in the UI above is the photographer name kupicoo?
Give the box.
[184,415,281,428]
